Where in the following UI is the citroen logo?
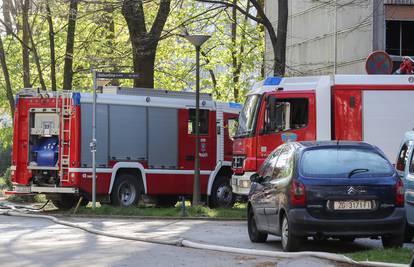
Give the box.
[347,186,357,195]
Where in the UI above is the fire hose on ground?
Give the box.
[0,204,408,267]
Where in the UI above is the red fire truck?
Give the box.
[8,87,241,208]
[232,75,414,196]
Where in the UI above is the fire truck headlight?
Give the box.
[239,180,251,188]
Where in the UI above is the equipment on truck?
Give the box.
[8,87,241,209]
[232,74,414,197]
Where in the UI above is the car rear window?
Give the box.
[301,147,394,178]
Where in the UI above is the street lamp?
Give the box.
[181,34,211,206]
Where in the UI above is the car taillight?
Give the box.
[395,179,404,207]
[290,181,306,206]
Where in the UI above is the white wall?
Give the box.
[265,0,374,76]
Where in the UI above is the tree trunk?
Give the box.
[234,1,251,100]
[103,5,119,86]
[0,36,15,115]
[122,0,171,88]
[231,0,238,101]
[3,0,13,35]
[275,0,288,76]
[62,0,78,91]
[244,0,287,76]
[29,28,47,90]
[21,0,30,87]
[46,1,56,91]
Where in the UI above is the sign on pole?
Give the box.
[96,72,140,79]
[365,51,393,75]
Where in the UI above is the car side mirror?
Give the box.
[250,173,263,183]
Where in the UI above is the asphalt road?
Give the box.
[62,216,414,254]
[0,215,412,267]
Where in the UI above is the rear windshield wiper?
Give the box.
[348,168,369,178]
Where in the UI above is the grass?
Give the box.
[76,202,247,219]
[347,248,412,264]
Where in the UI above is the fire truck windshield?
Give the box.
[236,94,260,137]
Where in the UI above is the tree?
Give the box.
[63,0,79,90]
[122,0,171,88]
[21,0,31,87]
[0,36,15,115]
[46,0,57,91]
[197,0,288,76]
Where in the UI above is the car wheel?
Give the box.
[209,176,235,208]
[382,234,404,248]
[248,208,268,243]
[404,223,414,243]
[155,196,178,208]
[281,214,301,252]
[111,174,141,207]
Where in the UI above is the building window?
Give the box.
[386,20,414,56]
[188,109,209,135]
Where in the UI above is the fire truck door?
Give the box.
[256,93,316,168]
[178,109,216,171]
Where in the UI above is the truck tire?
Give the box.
[52,194,87,210]
[155,196,178,208]
[209,176,235,208]
[111,174,141,207]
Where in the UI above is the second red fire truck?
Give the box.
[8,87,241,208]
[232,75,414,197]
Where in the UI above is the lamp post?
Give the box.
[182,34,211,206]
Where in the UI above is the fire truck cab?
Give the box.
[232,75,414,196]
[9,87,241,208]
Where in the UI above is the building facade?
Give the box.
[265,0,414,76]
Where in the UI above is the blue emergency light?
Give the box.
[264,77,282,86]
[229,102,243,109]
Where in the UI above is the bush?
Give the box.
[0,145,11,175]
[0,168,11,190]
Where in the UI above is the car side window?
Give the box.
[259,147,282,179]
[396,143,409,172]
[272,145,294,180]
[409,149,414,174]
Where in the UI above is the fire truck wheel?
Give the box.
[111,174,141,207]
[209,176,235,208]
[155,196,178,208]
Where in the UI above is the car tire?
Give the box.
[155,196,178,208]
[209,176,235,208]
[404,223,414,243]
[281,214,301,252]
[382,234,404,248]
[111,174,141,207]
[248,208,268,243]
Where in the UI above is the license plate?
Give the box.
[333,200,372,210]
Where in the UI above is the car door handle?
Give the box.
[185,155,195,161]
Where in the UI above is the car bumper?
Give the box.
[231,172,254,196]
[288,208,406,237]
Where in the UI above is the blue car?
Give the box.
[396,131,414,242]
[248,141,405,252]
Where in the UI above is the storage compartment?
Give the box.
[28,110,60,167]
